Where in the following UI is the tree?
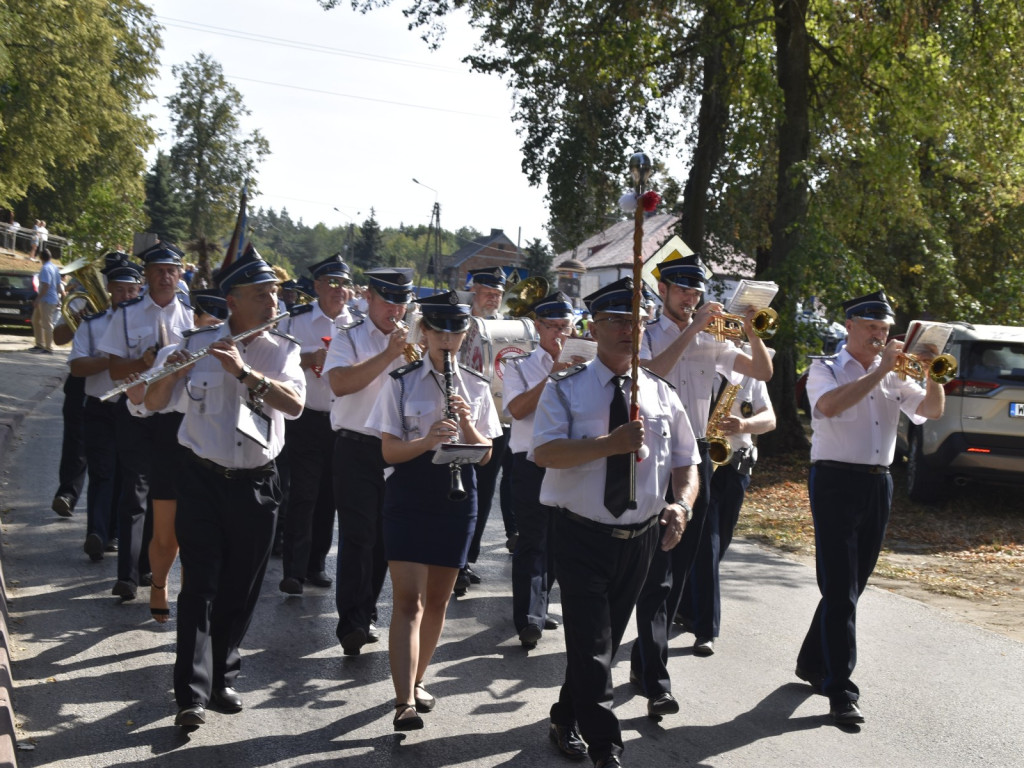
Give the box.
[352,208,384,270]
[521,238,554,286]
[166,53,270,279]
[144,151,188,244]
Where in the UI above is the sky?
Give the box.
[145,0,552,246]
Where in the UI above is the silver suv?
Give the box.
[896,322,1024,501]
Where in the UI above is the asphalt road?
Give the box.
[2,359,1023,767]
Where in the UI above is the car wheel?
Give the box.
[906,429,946,503]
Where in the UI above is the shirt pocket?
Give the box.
[186,371,226,416]
[404,400,436,440]
[573,419,606,440]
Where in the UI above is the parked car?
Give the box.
[896,322,1024,501]
[0,270,38,327]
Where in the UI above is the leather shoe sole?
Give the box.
[647,692,680,718]
[548,722,588,760]
[175,705,206,728]
[211,687,243,712]
[340,627,367,656]
[519,623,542,649]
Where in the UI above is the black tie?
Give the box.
[604,375,631,518]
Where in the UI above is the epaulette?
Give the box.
[289,303,314,317]
[458,363,490,382]
[269,329,300,346]
[176,293,193,311]
[808,354,838,363]
[339,317,365,332]
[81,310,107,323]
[118,295,145,309]
[550,362,587,381]
[183,325,219,339]
[390,359,423,379]
[640,366,677,391]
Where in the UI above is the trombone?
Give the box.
[894,352,958,385]
[703,307,779,343]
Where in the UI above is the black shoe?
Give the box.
[453,569,471,596]
[111,580,136,601]
[519,623,542,649]
[51,494,74,517]
[367,622,381,643]
[795,664,824,693]
[340,627,368,656]
[548,722,588,760]
[464,565,482,584]
[279,576,303,595]
[647,692,680,718]
[543,616,560,630]
[84,534,104,561]
[506,532,519,553]
[413,682,436,713]
[595,757,623,768]
[104,538,119,553]
[175,704,206,728]
[394,703,423,731]
[139,572,153,587]
[693,637,715,656]
[830,699,865,725]
[211,686,243,712]
[306,570,332,588]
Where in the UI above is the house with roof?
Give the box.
[443,228,526,290]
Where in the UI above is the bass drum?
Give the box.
[458,317,537,418]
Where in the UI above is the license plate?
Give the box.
[0,307,21,314]
[1010,402,1024,418]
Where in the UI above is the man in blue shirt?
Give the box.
[31,248,63,353]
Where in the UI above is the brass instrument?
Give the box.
[706,383,741,467]
[443,350,468,501]
[99,310,292,401]
[499,275,549,318]
[392,318,423,362]
[59,256,110,331]
[895,352,958,385]
[703,307,779,343]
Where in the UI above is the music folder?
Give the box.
[432,443,490,465]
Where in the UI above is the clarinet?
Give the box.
[443,350,468,501]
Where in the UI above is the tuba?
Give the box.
[60,256,110,332]
[499,275,549,318]
[706,383,741,466]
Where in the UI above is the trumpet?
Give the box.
[98,311,291,401]
[895,352,958,384]
[392,318,422,362]
[443,350,467,501]
[703,307,779,343]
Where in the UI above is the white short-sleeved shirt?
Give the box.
[503,346,554,455]
[365,359,502,447]
[532,357,699,526]
[324,317,406,434]
[153,324,305,468]
[280,302,345,413]
[807,348,927,465]
[643,318,741,438]
[68,310,116,399]
[97,294,193,362]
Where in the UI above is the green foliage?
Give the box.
[522,238,554,285]
[352,208,384,270]
[144,151,188,245]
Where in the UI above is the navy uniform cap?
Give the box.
[417,291,472,333]
[583,277,649,314]
[215,245,278,295]
[843,289,894,322]
[366,267,414,304]
[139,241,185,266]
[102,251,133,272]
[531,291,574,319]
[104,263,143,284]
[467,267,507,289]
[654,253,707,290]
[309,253,352,280]
[191,288,228,320]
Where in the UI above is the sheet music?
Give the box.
[558,337,597,362]
[726,280,779,315]
[432,443,490,465]
[903,321,954,357]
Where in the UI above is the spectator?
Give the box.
[31,248,62,353]
[29,219,48,260]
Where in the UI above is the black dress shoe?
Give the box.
[175,704,206,727]
[519,623,542,649]
[830,699,865,725]
[543,616,560,630]
[506,532,519,553]
[51,494,74,517]
[453,568,471,595]
[105,538,119,553]
[548,722,588,760]
[594,757,623,768]
[212,686,243,712]
[111,580,136,601]
[367,622,381,643]
[279,576,303,595]
[84,533,104,561]
[464,565,482,584]
[306,570,332,588]
[647,692,680,718]
[693,636,715,656]
[795,664,824,693]
[340,627,367,656]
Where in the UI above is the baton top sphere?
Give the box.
[629,151,653,188]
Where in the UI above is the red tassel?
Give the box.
[641,191,661,212]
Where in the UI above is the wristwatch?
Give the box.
[679,500,693,523]
[236,363,252,382]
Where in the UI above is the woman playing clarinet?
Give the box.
[365,290,501,731]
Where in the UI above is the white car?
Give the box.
[896,322,1024,501]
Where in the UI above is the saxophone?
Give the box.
[706,384,741,467]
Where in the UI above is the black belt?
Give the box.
[814,460,889,475]
[188,451,275,480]
[336,428,380,445]
[561,509,660,540]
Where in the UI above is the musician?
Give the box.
[460,266,515,593]
[503,291,584,648]
[98,242,193,605]
[365,291,501,731]
[533,277,698,768]
[325,267,414,656]
[276,254,352,595]
[144,246,304,728]
[630,252,772,715]
[796,290,943,725]
[67,257,143,560]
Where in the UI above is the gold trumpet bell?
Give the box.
[894,352,958,384]
[703,307,778,343]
